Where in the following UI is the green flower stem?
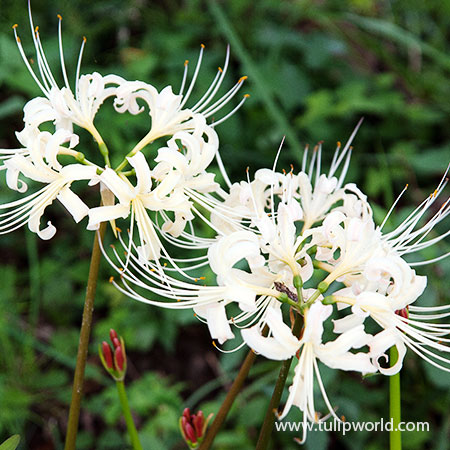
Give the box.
[198,347,259,450]
[116,380,143,450]
[255,311,303,450]
[390,346,402,450]
[64,222,107,450]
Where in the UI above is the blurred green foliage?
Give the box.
[0,0,449,449]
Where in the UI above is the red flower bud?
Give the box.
[193,411,204,437]
[113,337,121,350]
[110,328,118,342]
[183,407,191,421]
[102,341,113,369]
[115,345,125,371]
[184,423,197,443]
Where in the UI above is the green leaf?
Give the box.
[0,435,20,450]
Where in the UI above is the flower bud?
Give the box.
[99,328,127,381]
[179,408,213,449]
[102,341,113,369]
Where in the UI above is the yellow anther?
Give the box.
[16,37,21,43]
[201,43,205,49]
[35,26,39,33]
[337,141,341,148]
[246,166,249,173]
[119,268,124,272]
[341,415,346,422]
[116,226,122,233]
[184,59,189,66]
[433,189,438,197]
[199,276,206,280]
[290,164,294,171]
[83,36,87,43]
[109,276,114,283]
[12,24,18,29]
[405,183,409,189]
[282,168,286,175]
[150,268,155,272]
[239,76,248,82]
[110,244,115,249]
[244,94,250,98]
[123,251,127,256]
[57,14,62,20]
[218,66,223,72]
[194,278,198,282]
[177,299,181,302]
[163,262,167,267]
[212,341,217,348]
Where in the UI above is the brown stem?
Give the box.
[64,223,107,450]
[198,348,257,450]
[255,311,304,450]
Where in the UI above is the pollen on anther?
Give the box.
[57,14,62,20]
[201,43,205,49]
[239,76,248,82]
[341,415,346,422]
[163,263,167,267]
[246,166,249,173]
[199,276,206,280]
[337,141,341,148]
[34,26,39,33]
[282,168,286,175]
[218,66,223,73]
[244,94,250,98]
[150,268,155,272]
[16,37,21,43]
[212,341,217,348]
[12,24,18,29]
[184,59,189,66]
[83,36,87,43]
[109,276,114,283]
[116,227,122,233]
[119,268,124,272]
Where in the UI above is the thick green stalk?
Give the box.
[390,346,402,450]
[198,348,257,450]
[64,222,107,450]
[255,312,303,450]
[116,380,143,450]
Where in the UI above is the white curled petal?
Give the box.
[195,303,234,345]
[241,326,298,361]
[127,152,152,194]
[57,186,90,223]
[87,204,130,230]
[370,328,406,375]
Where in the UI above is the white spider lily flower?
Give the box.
[293,119,368,231]
[2,126,81,176]
[312,211,382,285]
[113,45,249,160]
[13,4,121,142]
[242,302,375,441]
[0,159,96,239]
[88,152,191,261]
[332,283,450,375]
[255,202,314,284]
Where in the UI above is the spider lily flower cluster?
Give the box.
[103,133,449,441]
[1,2,248,252]
[2,4,450,444]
